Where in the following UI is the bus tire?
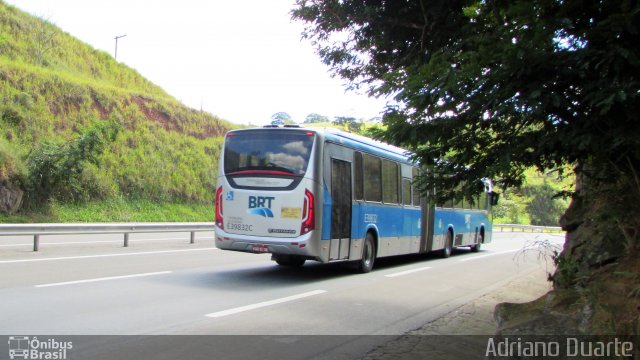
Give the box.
[358,232,376,273]
[274,255,306,267]
[471,229,483,252]
[441,230,453,258]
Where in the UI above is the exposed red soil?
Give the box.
[130,95,176,132]
[125,95,226,139]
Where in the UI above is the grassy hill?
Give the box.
[0,1,235,221]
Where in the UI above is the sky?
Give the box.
[5,0,389,125]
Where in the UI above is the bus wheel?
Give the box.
[274,255,306,267]
[471,230,483,252]
[441,231,453,258]
[358,232,376,273]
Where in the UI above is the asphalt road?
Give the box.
[0,231,564,359]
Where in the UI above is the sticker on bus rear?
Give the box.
[281,207,302,219]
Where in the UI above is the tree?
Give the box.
[333,116,362,133]
[293,0,640,334]
[347,120,363,134]
[525,182,567,226]
[30,15,57,66]
[304,113,330,124]
[332,116,356,126]
[270,112,294,125]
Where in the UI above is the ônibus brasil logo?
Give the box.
[7,336,73,360]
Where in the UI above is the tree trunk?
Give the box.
[495,165,640,335]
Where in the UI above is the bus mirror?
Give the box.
[489,192,500,206]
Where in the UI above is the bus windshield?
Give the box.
[223,130,314,176]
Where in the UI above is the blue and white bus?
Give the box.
[214,126,497,272]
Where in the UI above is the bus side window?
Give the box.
[354,152,364,201]
[402,178,412,206]
[382,159,399,204]
[364,155,382,202]
[412,168,421,206]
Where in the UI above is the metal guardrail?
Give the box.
[494,224,563,233]
[0,222,561,252]
[0,222,215,251]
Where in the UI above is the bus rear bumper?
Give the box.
[214,227,315,257]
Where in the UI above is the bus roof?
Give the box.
[318,128,412,163]
[227,126,414,165]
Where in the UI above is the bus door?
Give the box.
[330,158,352,260]
[421,201,435,253]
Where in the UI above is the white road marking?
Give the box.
[0,248,214,264]
[205,290,327,318]
[385,266,433,278]
[458,249,519,262]
[35,271,173,288]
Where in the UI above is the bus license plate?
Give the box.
[252,245,270,253]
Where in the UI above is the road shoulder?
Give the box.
[362,266,552,359]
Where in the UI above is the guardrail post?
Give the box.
[190,231,195,244]
[124,233,129,247]
[34,234,40,252]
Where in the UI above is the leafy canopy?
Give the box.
[292,0,640,203]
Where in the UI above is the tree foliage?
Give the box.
[492,169,572,226]
[304,113,330,123]
[23,120,120,206]
[292,0,640,204]
[271,112,294,125]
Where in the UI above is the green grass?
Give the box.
[0,199,214,223]
[0,2,234,215]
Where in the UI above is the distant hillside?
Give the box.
[0,1,235,213]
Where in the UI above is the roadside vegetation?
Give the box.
[293,0,639,335]
[491,168,573,226]
[0,1,233,222]
[0,198,213,223]
[0,1,569,226]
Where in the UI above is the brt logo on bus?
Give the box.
[247,196,275,218]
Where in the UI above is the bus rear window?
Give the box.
[224,131,314,176]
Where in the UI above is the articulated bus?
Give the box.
[214,126,498,272]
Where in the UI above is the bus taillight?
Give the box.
[215,186,224,229]
[301,189,315,235]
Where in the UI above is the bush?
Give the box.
[23,120,120,207]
